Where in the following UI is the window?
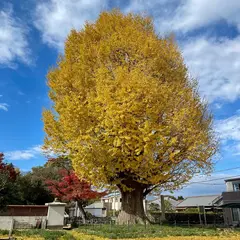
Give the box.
[233,183,240,191]
[232,208,240,222]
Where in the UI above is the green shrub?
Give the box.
[107,210,120,217]
[12,229,71,240]
[0,229,9,235]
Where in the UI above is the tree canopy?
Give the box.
[0,153,19,208]
[43,10,217,224]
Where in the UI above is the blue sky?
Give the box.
[1,0,240,196]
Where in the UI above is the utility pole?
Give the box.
[160,194,166,222]
[113,191,116,217]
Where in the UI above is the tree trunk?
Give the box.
[77,200,87,224]
[117,182,149,225]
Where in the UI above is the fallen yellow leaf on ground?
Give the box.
[121,237,240,240]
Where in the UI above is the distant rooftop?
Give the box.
[102,192,121,199]
[85,201,105,209]
[176,195,221,208]
[148,197,179,208]
[225,177,240,182]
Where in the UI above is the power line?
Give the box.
[177,167,240,187]
[195,166,240,177]
[211,166,240,174]
[192,182,225,186]
[187,174,240,185]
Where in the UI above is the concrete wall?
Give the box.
[46,202,66,228]
[0,216,47,230]
[0,202,66,230]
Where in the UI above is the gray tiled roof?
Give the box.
[148,197,179,208]
[176,195,221,208]
[85,201,105,209]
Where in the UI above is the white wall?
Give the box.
[47,205,65,227]
[85,208,106,217]
[226,181,233,191]
[226,180,240,191]
[102,195,147,214]
[0,216,47,230]
[0,217,12,230]
[111,196,122,211]
[102,196,122,211]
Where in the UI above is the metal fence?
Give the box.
[64,214,225,228]
[150,212,224,227]
[64,216,114,226]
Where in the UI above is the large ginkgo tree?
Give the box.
[43,10,217,224]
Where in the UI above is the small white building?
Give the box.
[101,192,148,214]
[101,192,122,212]
[85,202,107,217]
[71,192,148,218]
[71,201,107,218]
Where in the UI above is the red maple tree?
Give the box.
[45,168,106,223]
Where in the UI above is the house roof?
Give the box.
[225,177,240,182]
[148,197,179,207]
[85,201,105,209]
[176,195,221,208]
[102,192,121,199]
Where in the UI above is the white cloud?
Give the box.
[4,145,57,161]
[0,103,9,111]
[167,0,240,33]
[214,103,222,110]
[125,0,240,34]
[6,151,35,160]
[123,1,240,103]
[5,145,42,160]
[124,0,175,13]
[215,111,240,155]
[0,6,31,67]
[182,36,240,102]
[216,112,240,142]
[33,1,240,103]
[34,0,107,50]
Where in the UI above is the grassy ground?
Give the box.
[0,229,74,240]
[76,224,238,239]
[0,226,239,240]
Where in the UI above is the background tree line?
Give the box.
[0,153,105,222]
